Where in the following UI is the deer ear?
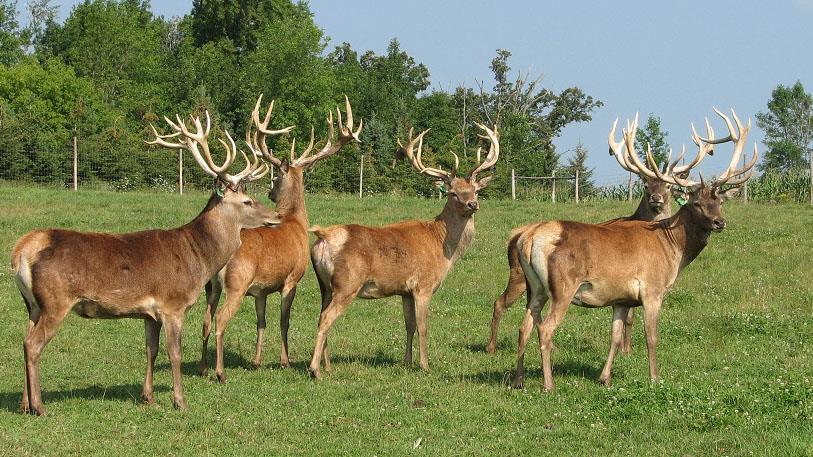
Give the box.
[279,158,290,173]
[475,174,495,190]
[719,187,740,202]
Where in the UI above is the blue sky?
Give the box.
[27,0,813,184]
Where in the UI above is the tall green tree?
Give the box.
[565,141,595,197]
[756,81,813,171]
[0,0,23,64]
[475,49,602,183]
[634,113,669,166]
[190,0,307,53]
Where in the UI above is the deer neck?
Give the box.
[182,195,245,276]
[432,199,476,264]
[660,205,711,272]
[631,196,671,222]
[275,168,308,226]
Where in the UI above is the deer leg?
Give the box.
[621,307,635,355]
[20,317,36,414]
[598,306,628,386]
[402,295,416,366]
[488,261,527,354]
[537,295,573,392]
[642,297,663,382]
[315,277,333,373]
[512,304,541,389]
[278,285,297,368]
[214,292,245,384]
[309,290,356,381]
[163,316,187,411]
[23,307,69,416]
[142,318,162,404]
[199,279,222,376]
[252,293,268,369]
[414,293,432,370]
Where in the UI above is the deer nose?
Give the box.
[650,194,664,203]
[713,218,726,230]
[467,201,479,211]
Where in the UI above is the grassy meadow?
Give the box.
[0,184,811,456]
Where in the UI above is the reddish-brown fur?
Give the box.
[511,186,739,391]
[198,96,361,382]
[199,171,310,381]
[511,109,756,390]
[306,124,499,380]
[12,191,279,414]
[486,178,677,354]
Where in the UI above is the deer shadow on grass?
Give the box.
[171,348,253,377]
[464,359,604,387]
[465,338,512,354]
[0,383,170,413]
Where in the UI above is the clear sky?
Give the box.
[29,0,813,184]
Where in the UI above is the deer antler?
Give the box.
[247,95,295,169]
[699,108,758,187]
[292,95,363,169]
[608,114,640,175]
[469,123,500,182]
[398,128,455,183]
[619,108,757,190]
[148,111,269,189]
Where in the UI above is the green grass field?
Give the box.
[1,184,811,456]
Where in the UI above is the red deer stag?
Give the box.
[511,108,757,391]
[12,110,285,414]
[307,123,500,380]
[199,96,362,383]
[486,113,705,355]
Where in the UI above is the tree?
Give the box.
[0,0,23,64]
[634,114,669,166]
[190,0,307,54]
[756,81,813,172]
[565,141,595,197]
[474,49,602,184]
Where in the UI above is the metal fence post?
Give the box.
[575,168,579,203]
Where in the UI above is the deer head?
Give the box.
[609,114,717,214]
[398,123,499,218]
[147,111,281,228]
[622,108,758,232]
[246,95,362,203]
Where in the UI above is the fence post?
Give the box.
[627,171,632,201]
[178,150,184,195]
[575,169,579,203]
[358,153,364,198]
[809,149,812,205]
[72,132,78,191]
[551,170,556,203]
[511,168,516,200]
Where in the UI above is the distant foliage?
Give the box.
[0,0,602,196]
[756,81,813,172]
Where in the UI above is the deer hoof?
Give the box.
[308,368,322,381]
[215,372,227,384]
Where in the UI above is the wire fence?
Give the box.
[2,137,811,204]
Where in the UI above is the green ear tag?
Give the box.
[214,181,224,197]
[676,196,687,206]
